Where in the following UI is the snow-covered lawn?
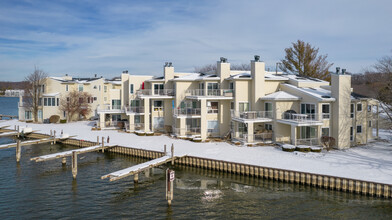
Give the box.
[1,120,392,185]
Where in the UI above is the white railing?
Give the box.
[126,106,145,113]
[186,89,234,97]
[173,127,201,136]
[231,110,274,120]
[136,89,175,96]
[105,120,125,128]
[97,104,123,112]
[281,113,321,122]
[173,108,201,116]
[296,138,320,146]
[234,132,274,143]
[128,123,145,131]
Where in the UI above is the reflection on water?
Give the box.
[0,138,391,219]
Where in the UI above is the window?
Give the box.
[350,127,353,141]
[153,117,164,129]
[301,103,316,119]
[44,98,48,106]
[99,85,101,91]
[104,97,107,102]
[357,103,362,112]
[25,111,32,120]
[41,85,45,93]
[239,102,249,112]
[300,126,316,139]
[154,84,164,95]
[322,104,330,119]
[153,100,163,111]
[94,97,97,101]
[265,102,272,118]
[367,105,372,112]
[265,124,272,131]
[104,86,107,93]
[66,85,69,91]
[207,83,219,95]
[63,111,66,118]
[135,115,141,124]
[199,83,205,95]
[48,98,52,106]
[230,102,234,110]
[57,98,59,106]
[67,97,70,102]
[350,103,354,118]
[207,120,219,133]
[78,84,83,92]
[93,85,97,89]
[112,114,121,121]
[38,110,43,119]
[368,121,372,127]
[112,100,121,110]
[321,127,329,137]
[229,82,234,91]
[130,84,134,94]
[357,125,362,133]
[207,101,218,113]
[38,98,42,106]
[238,122,247,134]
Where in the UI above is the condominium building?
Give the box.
[18,56,379,149]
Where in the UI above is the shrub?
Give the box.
[49,115,60,123]
[60,119,67,123]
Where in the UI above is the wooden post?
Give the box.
[62,157,66,165]
[164,144,167,155]
[166,168,174,206]
[134,173,139,183]
[53,130,56,144]
[97,136,99,145]
[171,144,174,165]
[17,126,20,137]
[102,137,105,153]
[50,130,53,145]
[16,140,21,163]
[72,151,78,179]
[145,169,150,178]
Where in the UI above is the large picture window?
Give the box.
[207,101,218,113]
[322,104,330,119]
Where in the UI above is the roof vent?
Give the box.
[168,62,173,67]
[220,57,227,63]
[342,69,346,74]
[254,55,260,62]
[336,67,340,74]
[322,95,331,98]
[164,62,168,67]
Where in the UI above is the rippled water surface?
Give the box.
[0,137,391,219]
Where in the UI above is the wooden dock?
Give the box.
[0,137,54,149]
[0,115,17,120]
[0,131,18,137]
[30,144,116,162]
[101,155,174,181]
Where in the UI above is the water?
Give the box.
[0,137,391,219]
[0,97,18,117]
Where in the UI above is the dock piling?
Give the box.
[16,140,21,162]
[53,130,56,144]
[164,144,167,155]
[166,168,174,206]
[101,137,105,153]
[134,173,139,183]
[171,144,174,165]
[17,126,20,137]
[62,157,66,165]
[72,151,78,179]
[97,136,99,145]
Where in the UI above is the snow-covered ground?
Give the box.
[1,120,392,185]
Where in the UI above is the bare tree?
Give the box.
[374,54,392,124]
[59,90,92,122]
[280,40,333,81]
[24,67,47,122]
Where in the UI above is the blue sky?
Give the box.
[0,0,391,81]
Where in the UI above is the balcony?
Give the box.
[277,113,323,126]
[136,89,175,98]
[186,89,234,100]
[231,110,274,123]
[173,108,201,117]
[97,104,124,114]
[125,106,145,114]
[232,132,274,144]
[173,127,201,137]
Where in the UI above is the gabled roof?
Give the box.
[260,91,301,101]
[281,84,336,102]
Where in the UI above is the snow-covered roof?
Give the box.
[264,74,289,81]
[260,91,301,101]
[227,72,251,80]
[282,84,336,102]
[285,74,328,83]
[172,73,220,81]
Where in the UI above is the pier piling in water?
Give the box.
[134,173,139,183]
[171,144,174,165]
[62,157,66,165]
[16,140,21,162]
[101,137,105,153]
[72,151,78,179]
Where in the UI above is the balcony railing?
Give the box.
[231,110,274,120]
[136,89,175,96]
[97,104,124,113]
[186,89,234,97]
[126,106,145,113]
[281,113,321,123]
[128,123,145,131]
[234,132,274,143]
[173,108,201,117]
[173,127,201,136]
[296,138,320,146]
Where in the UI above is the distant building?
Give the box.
[18,56,380,149]
[4,89,24,97]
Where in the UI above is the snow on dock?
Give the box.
[102,155,185,181]
[0,131,18,137]
[0,138,53,149]
[30,144,116,162]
